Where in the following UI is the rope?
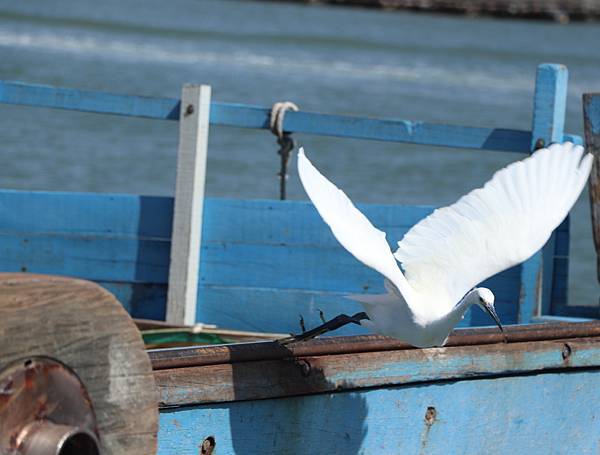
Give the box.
[270,101,299,200]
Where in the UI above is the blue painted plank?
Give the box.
[517,253,541,324]
[528,63,569,319]
[549,223,569,309]
[0,233,170,283]
[0,80,568,153]
[157,370,600,454]
[203,198,434,245]
[531,64,568,146]
[0,80,181,120]
[98,281,167,320]
[0,189,173,237]
[0,191,428,243]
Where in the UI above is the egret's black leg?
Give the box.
[318,309,326,324]
[299,314,306,333]
[279,312,370,345]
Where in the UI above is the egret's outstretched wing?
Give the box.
[394,142,592,308]
[297,148,413,299]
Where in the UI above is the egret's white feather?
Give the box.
[394,142,592,310]
[297,148,413,302]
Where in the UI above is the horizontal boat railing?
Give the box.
[0,80,580,152]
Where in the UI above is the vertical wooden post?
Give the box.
[583,93,600,284]
[520,63,568,322]
[166,85,211,325]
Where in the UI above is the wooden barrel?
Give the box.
[0,274,158,454]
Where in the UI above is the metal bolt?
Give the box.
[534,138,545,150]
[201,436,215,455]
[562,343,572,361]
[185,104,194,116]
[425,406,437,426]
[296,359,312,377]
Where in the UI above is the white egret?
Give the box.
[283,143,592,348]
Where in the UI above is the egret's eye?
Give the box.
[479,297,484,303]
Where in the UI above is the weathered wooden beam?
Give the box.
[166,85,211,325]
[584,93,600,285]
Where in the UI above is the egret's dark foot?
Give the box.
[278,312,369,345]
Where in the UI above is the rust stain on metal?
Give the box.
[420,406,438,455]
[154,337,600,408]
[0,357,100,453]
[35,398,48,420]
[9,432,18,449]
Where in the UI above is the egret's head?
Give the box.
[475,287,503,333]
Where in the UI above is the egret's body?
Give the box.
[294,143,592,348]
[352,284,488,347]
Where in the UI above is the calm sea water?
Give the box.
[1,0,599,306]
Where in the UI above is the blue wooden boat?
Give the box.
[0,63,598,454]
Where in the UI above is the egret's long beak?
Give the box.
[483,303,504,332]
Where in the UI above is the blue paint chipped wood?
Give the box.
[0,80,578,152]
[157,372,600,454]
[153,331,600,454]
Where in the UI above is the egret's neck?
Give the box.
[447,290,480,325]
[410,290,481,348]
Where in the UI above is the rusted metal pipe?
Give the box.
[0,357,99,454]
[19,422,99,455]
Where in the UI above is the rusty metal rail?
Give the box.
[149,320,600,370]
